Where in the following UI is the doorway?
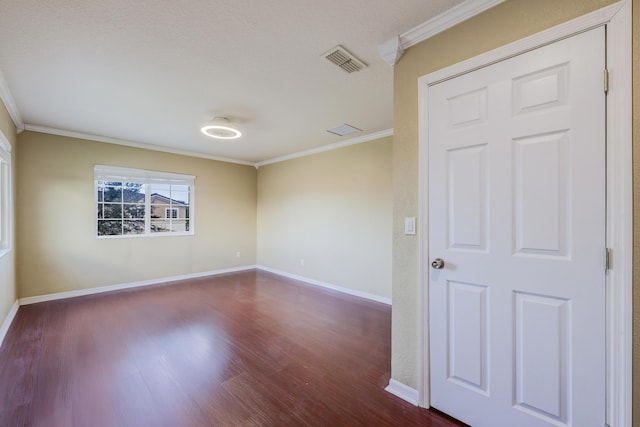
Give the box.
[417,3,632,426]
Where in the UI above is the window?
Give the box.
[0,132,11,255]
[95,165,194,238]
[165,208,178,219]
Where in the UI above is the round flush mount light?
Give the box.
[200,117,242,140]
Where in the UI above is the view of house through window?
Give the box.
[150,184,189,232]
[95,166,194,237]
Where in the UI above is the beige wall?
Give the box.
[17,131,257,298]
[257,137,392,300]
[392,0,625,396]
[16,130,392,302]
[0,101,17,322]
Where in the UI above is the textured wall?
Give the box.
[391,0,622,393]
[257,137,392,300]
[17,131,257,298]
[0,101,17,323]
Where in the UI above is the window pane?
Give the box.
[164,208,178,219]
[170,191,189,205]
[151,220,170,233]
[150,184,170,195]
[102,183,122,202]
[98,220,122,236]
[150,192,171,205]
[123,204,145,219]
[170,220,187,232]
[95,169,194,238]
[103,204,123,219]
[0,162,4,245]
[150,204,170,219]
[171,184,190,193]
[123,183,145,203]
[123,220,145,235]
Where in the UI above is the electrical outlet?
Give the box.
[236,251,241,258]
[300,259,305,266]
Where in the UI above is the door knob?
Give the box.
[431,258,445,269]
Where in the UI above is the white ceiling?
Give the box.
[0,0,465,164]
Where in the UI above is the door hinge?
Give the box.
[604,69,609,93]
[604,248,612,271]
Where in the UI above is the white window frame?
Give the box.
[0,131,11,258]
[95,165,195,238]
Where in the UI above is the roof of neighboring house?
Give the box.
[149,193,188,206]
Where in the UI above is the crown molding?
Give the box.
[401,0,506,50]
[255,128,393,168]
[23,125,256,166]
[379,0,505,65]
[379,35,405,66]
[0,69,24,133]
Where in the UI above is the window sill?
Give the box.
[96,232,194,240]
[0,247,12,260]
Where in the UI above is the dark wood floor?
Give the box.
[0,270,466,426]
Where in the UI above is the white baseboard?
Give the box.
[0,300,19,347]
[20,265,258,305]
[385,379,419,406]
[256,265,392,305]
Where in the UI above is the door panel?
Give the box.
[427,27,605,427]
[513,131,569,256]
[447,281,489,394]
[447,145,488,251]
[514,292,570,423]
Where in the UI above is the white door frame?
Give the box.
[417,2,632,426]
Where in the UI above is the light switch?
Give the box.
[404,217,416,235]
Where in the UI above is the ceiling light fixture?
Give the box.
[200,117,242,140]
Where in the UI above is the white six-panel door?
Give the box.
[427,27,606,427]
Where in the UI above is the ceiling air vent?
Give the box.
[323,45,368,73]
[327,123,362,137]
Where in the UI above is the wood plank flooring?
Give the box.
[0,270,466,426]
